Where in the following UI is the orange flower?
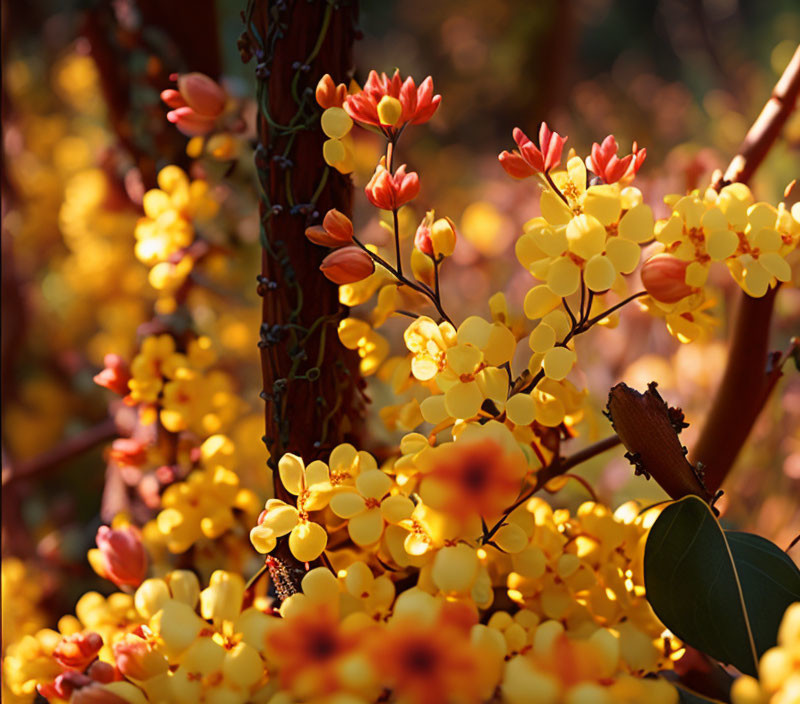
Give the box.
[344,70,440,133]
[368,610,491,704]
[365,162,420,210]
[316,74,348,109]
[420,438,527,520]
[586,134,646,185]
[499,123,567,178]
[264,605,369,698]
[54,632,103,671]
[319,246,375,284]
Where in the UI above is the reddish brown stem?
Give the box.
[693,44,800,492]
[2,418,118,487]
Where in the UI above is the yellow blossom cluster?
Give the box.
[149,433,263,554]
[135,165,219,315]
[127,333,242,435]
[731,602,800,704]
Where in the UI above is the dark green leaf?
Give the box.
[643,496,800,677]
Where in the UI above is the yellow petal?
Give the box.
[706,229,738,260]
[381,494,415,523]
[566,214,606,260]
[278,454,305,495]
[446,344,482,376]
[685,261,709,287]
[618,204,654,243]
[420,394,449,424]
[529,323,556,354]
[444,381,484,419]
[583,185,621,226]
[584,254,616,292]
[289,522,327,562]
[330,491,366,519]
[524,285,561,320]
[541,189,572,226]
[542,347,576,381]
[546,257,581,297]
[355,469,392,500]
[506,393,536,426]
[605,238,640,274]
[348,509,384,546]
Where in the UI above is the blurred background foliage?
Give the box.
[2,0,798,632]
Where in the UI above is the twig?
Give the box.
[694,44,800,492]
[481,434,621,544]
[2,418,117,486]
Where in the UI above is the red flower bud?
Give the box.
[414,211,435,256]
[93,354,131,396]
[641,254,696,303]
[175,72,226,117]
[319,246,375,284]
[365,163,420,210]
[38,671,93,700]
[93,525,148,588]
[54,632,104,671]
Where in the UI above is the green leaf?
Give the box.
[643,495,800,677]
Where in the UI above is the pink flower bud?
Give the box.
[641,254,696,303]
[159,88,186,109]
[113,636,168,680]
[87,661,117,684]
[166,107,216,137]
[54,632,104,671]
[175,72,226,117]
[320,246,375,284]
[94,525,148,588]
[93,354,131,396]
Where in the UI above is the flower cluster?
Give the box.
[134,165,219,314]
[731,602,800,704]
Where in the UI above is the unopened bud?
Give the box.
[200,570,246,624]
[320,246,375,284]
[414,211,435,256]
[431,216,457,257]
[90,525,148,588]
[377,96,403,126]
[322,209,354,244]
[176,72,226,117]
[641,254,696,303]
[315,74,347,109]
[54,632,103,671]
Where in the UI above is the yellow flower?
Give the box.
[330,469,414,546]
[338,318,390,376]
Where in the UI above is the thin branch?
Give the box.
[481,434,621,544]
[2,418,117,486]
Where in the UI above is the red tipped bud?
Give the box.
[175,72,226,117]
[91,525,148,588]
[316,74,348,109]
[641,254,697,303]
[414,210,435,256]
[93,354,131,396]
[159,89,185,109]
[54,632,104,671]
[320,246,375,284]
